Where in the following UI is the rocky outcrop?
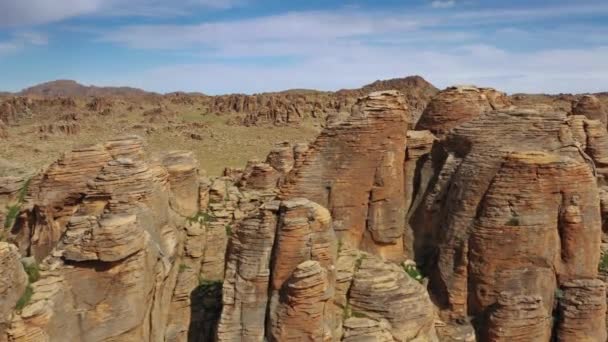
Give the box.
[573,95,607,125]
[486,293,551,341]
[0,98,32,125]
[4,83,608,342]
[202,76,437,126]
[3,135,234,342]
[409,105,606,340]
[0,243,27,339]
[86,97,113,113]
[268,199,337,341]
[0,121,7,139]
[347,256,437,341]
[416,85,511,135]
[217,197,438,341]
[37,121,81,137]
[281,90,409,261]
[217,202,279,341]
[556,279,607,341]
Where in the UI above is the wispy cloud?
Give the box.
[100,11,427,50]
[0,31,47,57]
[0,0,102,27]
[431,1,456,9]
[0,0,241,27]
[99,2,608,51]
[2,1,608,94]
[91,2,608,94]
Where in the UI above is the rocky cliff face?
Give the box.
[2,136,225,341]
[2,84,608,342]
[201,76,438,126]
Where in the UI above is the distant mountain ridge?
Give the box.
[11,76,437,98]
[18,80,157,98]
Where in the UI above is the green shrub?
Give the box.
[188,211,214,224]
[17,178,31,203]
[3,178,31,230]
[4,205,20,229]
[178,263,190,273]
[505,216,520,226]
[23,262,40,283]
[198,278,223,292]
[403,263,424,283]
[15,285,33,311]
[351,310,368,318]
[225,224,232,236]
[354,255,366,271]
[342,303,352,320]
[599,253,608,272]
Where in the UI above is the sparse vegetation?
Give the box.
[506,217,520,226]
[198,278,223,292]
[599,253,608,272]
[225,224,232,236]
[506,212,520,226]
[223,181,230,204]
[4,205,20,229]
[3,178,31,231]
[15,285,33,311]
[402,262,424,283]
[188,211,214,224]
[23,262,40,283]
[342,302,369,319]
[15,260,40,311]
[178,263,191,273]
[351,310,368,318]
[354,254,366,271]
[342,302,352,320]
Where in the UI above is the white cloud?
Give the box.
[0,31,47,57]
[0,0,240,27]
[88,42,608,95]
[98,2,608,50]
[86,3,608,94]
[0,0,102,27]
[100,11,427,49]
[3,1,608,94]
[431,1,456,9]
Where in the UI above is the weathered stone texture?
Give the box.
[280,91,408,261]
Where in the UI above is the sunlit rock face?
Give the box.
[3,84,608,342]
[411,104,606,340]
[416,85,511,136]
[280,90,409,261]
[2,136,227,342]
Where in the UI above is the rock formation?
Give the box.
[0,121,7,139]
[2,135,232,342]
[3,82,608,342]
[573,95,608,124]
[201,76,438,126]
[37,121,81,137]
[281,90,409,261]
[410,104,607,340]
[0,243,27,339]
[416,85,511,135]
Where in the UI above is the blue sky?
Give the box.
[0,0,607,94]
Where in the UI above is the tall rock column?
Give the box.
[268,199,337,341]
[280,91,408,261]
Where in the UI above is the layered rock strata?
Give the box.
[416,85,511,135]
[411,106,606,339]
[280,90,409,261]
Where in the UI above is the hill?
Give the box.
[19,80,157,98]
